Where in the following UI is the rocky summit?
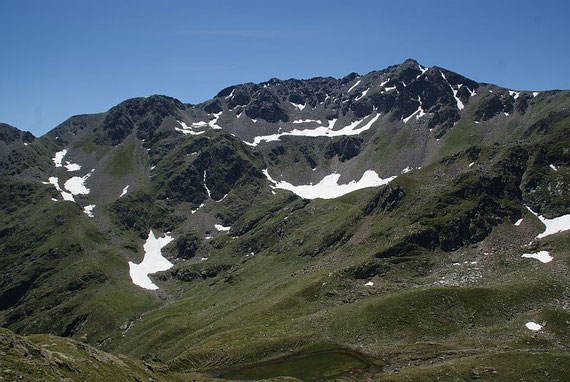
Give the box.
[0,59,569,381]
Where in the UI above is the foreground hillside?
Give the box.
[0,59,569,380]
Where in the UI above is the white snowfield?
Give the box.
[247,113,381,146]
[83,205,95,217]
[263,169,395,200]
[290,102,306,111]
[403,96,427,123]
[53,149,68,167]
[44,170,93,202]
[214,224,231,232]
[175,121,205,135]
[525,322,542,331]
[44,177,74,201]
[292,119,321,124]
[526,206,570,239]
[64,170,93,196]
[128,230,174,290]
[440,71,465,110]
[120,185,129,198]
[521,250,552,263]
[347,79,361,93]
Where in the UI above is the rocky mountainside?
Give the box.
[1,59,569,380]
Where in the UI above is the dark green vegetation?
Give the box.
[1,60,569,380]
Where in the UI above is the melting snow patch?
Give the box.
[293,119,320,124]
[290,102,306,111]
[355,88,369,101]
[549,164,557,171]
[533,92,539,97]
[214,224,231,232]
[401,167,411,174]
[403,97,427,123]
[175,121,205,135]
[209,112,223,129]
[416,65,428,79]
[440,71,464,110]
[64,170,93,196]
[203,172,211,198]
[64,162,81,172]
[83,205,95,217]
[364,281,374,286]
[248,113,380,146]
[264,169,395,199]
[527,206,570,239]
[525,322,542,331]
[128,230,174,290]
[521,251,552,263]
[53,149,68,167]
[469,162,475,167]
[43,177,74,201]
[514,218,523,226]
[120,185,129,198]
[508,90,521,99]
[504,112,510,116]
[347,79,361,93]
[191,203,205,214]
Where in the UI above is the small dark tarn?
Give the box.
[204,348,379,381]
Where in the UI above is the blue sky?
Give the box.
[1,0,568,136]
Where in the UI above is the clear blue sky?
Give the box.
[1,0,568,136]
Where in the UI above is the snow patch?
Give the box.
[247,113,380,146]
[64,162,81,172]
[469,162,475,167]
[214,224,231,232]
[533,92,539,97]
[355,88,369,101]
[84,205,95,217]
[521,251,552,263]
[440,71,464,110]
[64,170,93,196]
[128,230,174,290]
[263,169,395,200]
[527,206,570,239]
[508,90,520,99]
[416,65,428,79]
[403,96,427,123]
[53,149,68,167]
[203,171,211,198]
[347,79,361,93]
[175,121,205,135]
[292,119,320,124]
[525,322,542,331]
[44,177,74,202]
[120,185,129,198]
[514,218,523,226]
[290,102,306,111]
[549,164,557,171]
[364,281,374,286]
